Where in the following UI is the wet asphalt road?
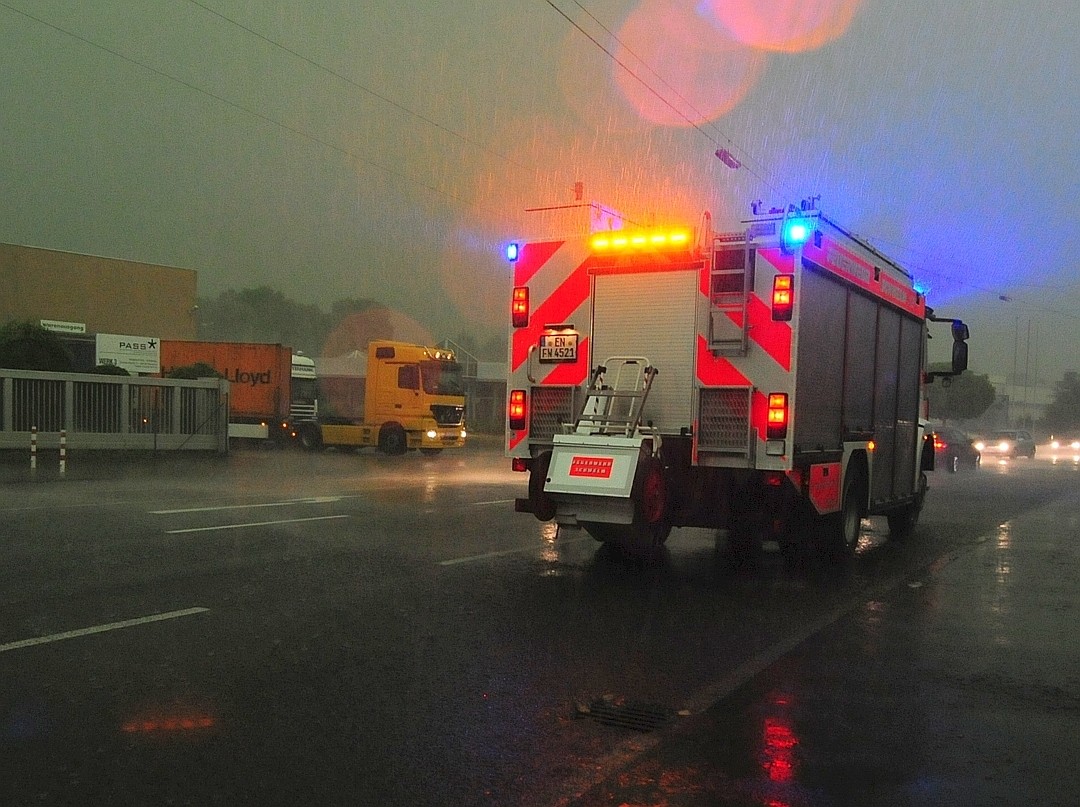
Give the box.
[1,443,1078,806]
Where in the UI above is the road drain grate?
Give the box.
[580,699,676,732]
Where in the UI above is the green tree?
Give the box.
[0,321,74,371]
[196,287,382,355]
[87,363,130,376]
[166,362,222,380]
[925,367,996,422]
[1040,371,1080,434]
[197,286,326,353]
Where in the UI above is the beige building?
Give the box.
[0,243,197,339]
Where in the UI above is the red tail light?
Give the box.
[772,274,793,321]
[508,389,526,430]
[767,393,789,439]
[512,287,529,328]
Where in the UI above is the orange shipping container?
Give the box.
[160,340,293,425]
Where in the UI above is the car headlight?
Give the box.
[974,441,985,451]
[426,430,437,439]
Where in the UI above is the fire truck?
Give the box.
[505,205,969,560]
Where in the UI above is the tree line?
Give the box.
[195,286,503,359]
[196,287,384,356]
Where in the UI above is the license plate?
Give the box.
[539,333,578,363]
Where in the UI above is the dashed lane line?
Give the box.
[150,496,343,514]
[165,514,349,534]
[0,607,209,653]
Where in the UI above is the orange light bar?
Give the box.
[590,228,692,253]
[766,393,789,439]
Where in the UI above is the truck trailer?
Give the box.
[505,205,969,560]
[159,340,317,443]
[297,340,467,455]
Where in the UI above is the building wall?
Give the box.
[0,243,197,339]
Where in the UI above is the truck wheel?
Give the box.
[528,451,557,522]
[581,456,672,554]
[635,456,668,527]
[378,424,407,455]
[298,423,322,451]
[887,472,927,541]
[581,521,670,554]
[820,464,865,562]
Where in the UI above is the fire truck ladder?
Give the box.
[570,357,659,440]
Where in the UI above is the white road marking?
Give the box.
[0,607,209,653]
[469,499,516,506]
[438,535,593,566]
[165,514,349,534]
[151,496,342,514]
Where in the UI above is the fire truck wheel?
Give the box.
[378,423,408,455]
[581,521,671,553]
[528,451,557,522]
[887,472,927,541]
[821,464,865,562]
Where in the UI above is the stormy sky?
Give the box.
[1,0,1077,376]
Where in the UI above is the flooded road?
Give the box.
[1,445,1077,805]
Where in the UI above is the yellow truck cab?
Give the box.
[299,340,467,455]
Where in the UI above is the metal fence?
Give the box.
[0,369,229,452]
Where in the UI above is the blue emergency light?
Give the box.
[782,219,811,248]
[506,242,520,262]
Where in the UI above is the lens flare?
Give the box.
[706,0,865,53]
[321,307,434,357]
[613,0,765,126]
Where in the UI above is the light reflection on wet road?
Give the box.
[1,446,1078,805]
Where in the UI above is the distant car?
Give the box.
[1049,436,1080,452]
[933,426,981,472]
[974,429,1036,458]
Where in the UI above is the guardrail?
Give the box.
[0,369,229,453]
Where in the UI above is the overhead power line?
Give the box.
[556,0,788,199]
[182,0,528,171]
[0,0,503,218]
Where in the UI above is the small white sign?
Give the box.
[40,319,86,334]
[96,333,161,374]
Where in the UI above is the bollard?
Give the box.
[59,429,67,475]
[31,426,38,472]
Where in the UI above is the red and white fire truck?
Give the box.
[505,203,969,560]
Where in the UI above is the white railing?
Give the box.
[0,369,229,452]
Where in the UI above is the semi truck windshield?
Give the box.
[420,360,464,396]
